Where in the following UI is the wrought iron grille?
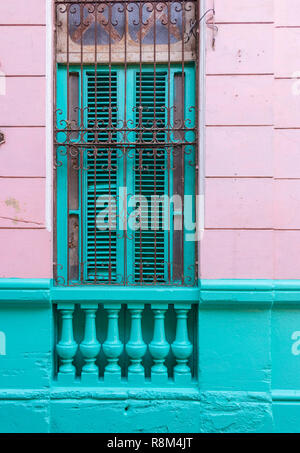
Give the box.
[54,0,199,286]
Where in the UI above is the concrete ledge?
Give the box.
[51,285,200,304]
[0,279,299,308]
[0,279,51,306]
[272,390,300,402]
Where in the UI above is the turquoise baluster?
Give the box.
[149,304,170,384]
[171,304,193,384]
[56,304,78,383]
[80,304,101,384]
[102,304,123,383]
[126,304,146,384]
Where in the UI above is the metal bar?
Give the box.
[181,1,185,285]
[66,3,70,285]
[94,2,98,283]
[53,2,58,284]
[108,1,112,283]
[80,2,84,282]
[123,0,128,285]
[138,0,143,284]
[167,0,171,284]
[195,0,200,285]
[153,2,157,283]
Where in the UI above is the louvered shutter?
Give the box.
[80,66,194,285]
[134,72,167,283]
[86,71,118,282]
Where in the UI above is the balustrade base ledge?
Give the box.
[0,279,300,307]
[53,376,198,387]
[81,372,100,385]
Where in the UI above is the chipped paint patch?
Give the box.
[5,198,20,213]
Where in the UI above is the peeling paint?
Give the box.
[5,198,20,213]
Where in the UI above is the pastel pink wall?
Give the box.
[0,1,299,280]
[0,0,51,278]
[201,0,300,279]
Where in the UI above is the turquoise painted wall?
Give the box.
[0,279,300,433]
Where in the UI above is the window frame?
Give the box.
[55,63,196,287]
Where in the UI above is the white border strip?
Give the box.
[198,0,206,278]
[45,0,53,233]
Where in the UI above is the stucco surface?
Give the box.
[0,0,300,434]
[0,0,299,278]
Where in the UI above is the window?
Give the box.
[54,0,199,287]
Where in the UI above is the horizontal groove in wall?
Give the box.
[0,175,46,179]
[275,128,300,130]
[0,24,46,27]
[214,22,274,25]
[206,177,300,180]
[204,228,300,231]
[274,178,300,180]
[6,75,45,78]
[0,126,45,128]
[205,176,273,179]
[206,73,274,76]
[206,125,274,127]
[0,176,46,179]
[275,26,300,29]
[0,227,46,230]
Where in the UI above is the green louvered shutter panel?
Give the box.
[86,71,118,282]
[134,72,167,283]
